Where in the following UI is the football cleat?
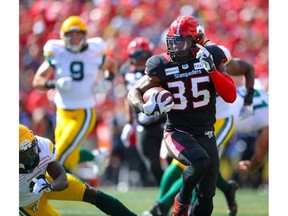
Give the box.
[224,180,239,216]
[172,194,189,216]
[142,202,169,216]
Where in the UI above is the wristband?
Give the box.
[244,87,254,104]
[44,80,56,89]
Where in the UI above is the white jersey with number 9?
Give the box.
[43,37,107,109]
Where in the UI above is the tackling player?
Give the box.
[32,16,115,173]
[19,124,137,216]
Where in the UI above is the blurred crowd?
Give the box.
[19,0,268,188]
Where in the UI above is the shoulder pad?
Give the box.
[87,37,107,56]
[43,39,64,58]
[218,45,232,64]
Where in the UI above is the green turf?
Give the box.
[50,186,268,216]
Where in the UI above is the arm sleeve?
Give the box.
[210,69,237,103]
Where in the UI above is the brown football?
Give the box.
[143,87,173,104]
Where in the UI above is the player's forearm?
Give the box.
[210,69,237,103]
[248,156,264,173]
[127,88,145,113]
[50,173,69,191]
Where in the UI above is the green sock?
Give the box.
[159,178,183,207]
[158,163,183,206]
[191,188,197,205]
[79,147,95,163]
[216,171,229,193]
[94,190,137,216]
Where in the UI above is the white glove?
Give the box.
[120,123,136,148]
[196,44,215,73]
[56,76,73,92]
[239,104,253,120]
[142,94,174,116]
[32,177,53,194]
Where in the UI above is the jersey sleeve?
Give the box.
[36,136,56,162]
[145,55,163,76]
[218,45,232,64]
[87,37,107,56]
[43,39,63,66]
[206,45,228,69]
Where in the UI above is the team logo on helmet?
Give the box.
[166,16,205,64]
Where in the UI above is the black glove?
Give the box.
[244,87,255,105]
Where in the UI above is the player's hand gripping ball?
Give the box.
[142,87,174,116]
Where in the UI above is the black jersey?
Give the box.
[145,45,227,135]
[119,60,146,91]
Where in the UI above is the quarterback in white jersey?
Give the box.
[33,16,115,172]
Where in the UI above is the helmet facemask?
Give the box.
[166,15,205,64]
[166,35,197,64]
[19,138,40,173]
[63,31,87,53]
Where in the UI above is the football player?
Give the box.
[19,124,137,216]
[142,25,255,216]
[127,15,237,216]
[120,37,167,186]
[32,16,115,173]
[231,77,269,174]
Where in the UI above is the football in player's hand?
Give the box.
[143,87,173,105]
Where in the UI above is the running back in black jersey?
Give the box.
[145,45,227,135]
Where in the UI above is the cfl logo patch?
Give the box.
[194,62,203,70]
[204,131,213,138]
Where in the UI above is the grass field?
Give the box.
[50,186,268,216]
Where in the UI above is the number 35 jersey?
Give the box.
[43,37,107,109]
[145,45,227,135]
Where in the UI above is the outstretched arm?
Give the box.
[227,58,255,105]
